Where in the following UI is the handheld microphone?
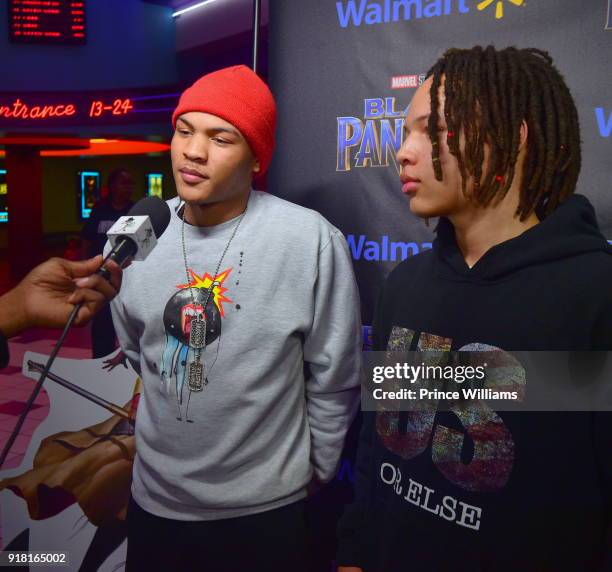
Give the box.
[100,196,171,278]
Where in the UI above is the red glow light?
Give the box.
[0,139,170,157]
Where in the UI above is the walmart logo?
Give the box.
[336,0,470,27]
[347,234,432,261]
[336,0,525,27]
[476,0,524,20]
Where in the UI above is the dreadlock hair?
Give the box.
[426,45,581,220]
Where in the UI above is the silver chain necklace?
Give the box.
[180,202,247,395]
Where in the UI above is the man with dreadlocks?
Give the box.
[337,46,612,571]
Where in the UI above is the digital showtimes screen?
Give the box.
[9,0,86,45]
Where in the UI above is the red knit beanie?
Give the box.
[172,65,276,176]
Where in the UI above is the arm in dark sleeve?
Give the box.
[336,409,377,568]
[80,206,100,258]
[81,206,99,243]
[336,283,390,567]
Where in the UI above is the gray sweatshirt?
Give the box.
[110,191,361,520]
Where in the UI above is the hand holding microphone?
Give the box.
[0,196,171,467]
[0,256,122,340]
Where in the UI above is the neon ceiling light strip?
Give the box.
[172,0,219,18]
[131,93,181,101]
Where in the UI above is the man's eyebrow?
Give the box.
[210,126,241,137]
[176,118,240,138]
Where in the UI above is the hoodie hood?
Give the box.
[433,194,612,281]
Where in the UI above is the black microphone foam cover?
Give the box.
[127,196,171,239]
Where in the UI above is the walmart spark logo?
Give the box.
[477,0,524,19]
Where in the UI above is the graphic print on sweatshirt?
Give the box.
[377,326,524,531]
[160,267,233,393]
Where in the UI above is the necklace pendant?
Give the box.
[188,360,205,392]
[189,313,206,349]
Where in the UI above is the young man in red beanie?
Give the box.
[109,65,362,571]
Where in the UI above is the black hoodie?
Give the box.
[337,195,612,571]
